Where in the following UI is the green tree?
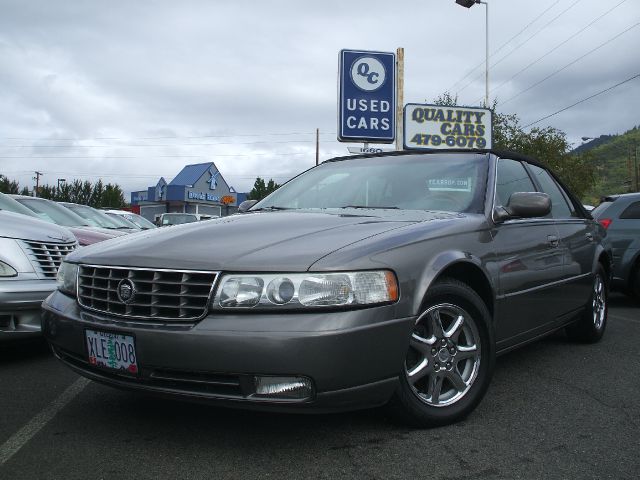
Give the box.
[101,183,126,208]
[428,95,596,199]
[248,177,280,201]
[0,174,20,194]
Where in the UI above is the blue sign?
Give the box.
[338,49,395,143]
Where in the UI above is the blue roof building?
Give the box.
[131,162,241,222]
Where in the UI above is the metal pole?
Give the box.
[315,128,319,166]
[481,1,489,107]
[395,47,404,151]
[633,146,640,192]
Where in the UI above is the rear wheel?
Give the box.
[631,265,640,302]
[389,278,494,427]
[566,264,608,343]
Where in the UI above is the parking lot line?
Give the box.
[609,313,640,325]
[0,377,89,466]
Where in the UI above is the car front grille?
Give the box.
[77,265,218,321]
[21,241,77,278]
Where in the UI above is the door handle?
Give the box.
[547,235,559,247]
[585,232,594,241]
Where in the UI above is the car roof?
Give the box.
[600,192,640,202]
[323,148,549,170]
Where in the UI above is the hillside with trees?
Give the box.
[573,126,640,203]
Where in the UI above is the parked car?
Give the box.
[591,192,640,300]
[1,210,76,341]
[59,202,138,233]
[157,212,199,226]
[43,150,610,426]
[0,193,114,246]
[103,210,156,230]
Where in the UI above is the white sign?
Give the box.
[347,147,395,154]
[403,104,492,150]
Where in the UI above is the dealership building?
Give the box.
[130,162,247,222]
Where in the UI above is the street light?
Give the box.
[455,0,489,107]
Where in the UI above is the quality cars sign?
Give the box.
[338,49,396,144]
[403,104,492,150]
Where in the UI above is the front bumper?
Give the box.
[42,290,415,412]
[0,278,56,341]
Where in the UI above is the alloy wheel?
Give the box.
[592,274,606,330]
[405,303,481,407]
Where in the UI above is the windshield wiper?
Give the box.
[340,205,399,210]
[251,206,290,212]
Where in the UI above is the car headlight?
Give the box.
[212,270,398,309]
[0,260,17,277]
[56,262,79,297]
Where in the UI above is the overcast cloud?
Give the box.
[1,0,638,196]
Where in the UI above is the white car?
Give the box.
[104,209,156,230]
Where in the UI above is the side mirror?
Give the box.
[238,199,258,213]
[494,192,551,222]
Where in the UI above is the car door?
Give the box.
[489,158,565,349]
[526,163,595,315]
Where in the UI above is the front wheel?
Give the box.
[389,278,495,427]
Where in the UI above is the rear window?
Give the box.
[591,201,614,218]
[620,201,640,219]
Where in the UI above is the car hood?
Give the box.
[0,210,76,244]
[70,209,462,271]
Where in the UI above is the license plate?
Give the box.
[85,329,138,375]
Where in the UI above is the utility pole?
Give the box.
[315,128,319,166]
[33,171,43,197]
[395,47,404,151]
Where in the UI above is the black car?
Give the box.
[43,150,610,426]
[592,192,640,300]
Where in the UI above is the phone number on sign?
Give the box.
[409,134,487,149]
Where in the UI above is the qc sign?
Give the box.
[338,49,396,143]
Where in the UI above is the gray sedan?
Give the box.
[42,150,610,426]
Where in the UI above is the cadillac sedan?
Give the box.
[42,150,610,426]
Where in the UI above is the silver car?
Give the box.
[1,210,76,341]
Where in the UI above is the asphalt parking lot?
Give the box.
[1,294,638,480]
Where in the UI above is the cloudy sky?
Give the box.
[1,0,638,196]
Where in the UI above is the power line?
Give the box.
[475,0,628,103]
[501,21,640,106]
[447,0,561,92]
[0,131,338,141]
[0,139,327,148]
[456,0,582,97]
[522,73,640,128]
[0,152,309,159]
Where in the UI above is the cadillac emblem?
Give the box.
[117,279,136,304]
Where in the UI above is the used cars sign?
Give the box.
[338,49,396,144]
[404,104,492,150]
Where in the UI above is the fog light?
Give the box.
[253,376,314,400]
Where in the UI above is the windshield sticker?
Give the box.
[428,178,472,192]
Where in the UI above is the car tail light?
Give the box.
[598,218,612,229]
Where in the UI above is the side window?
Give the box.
[620,201,640,219]
[527,164,573,219]
[495,159,536,206]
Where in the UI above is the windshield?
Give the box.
[162,214,198,225]
[63,204,122,229]
[104,212,139,229]
[0,193,39,218]
[254,153,488,213]
[123,213,156,229]
[14,197,91,226]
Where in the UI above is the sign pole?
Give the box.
[395,47,404,151]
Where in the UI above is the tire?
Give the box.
[388,278,495,428]
[631,265,640,303]
[566,264,608,343]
